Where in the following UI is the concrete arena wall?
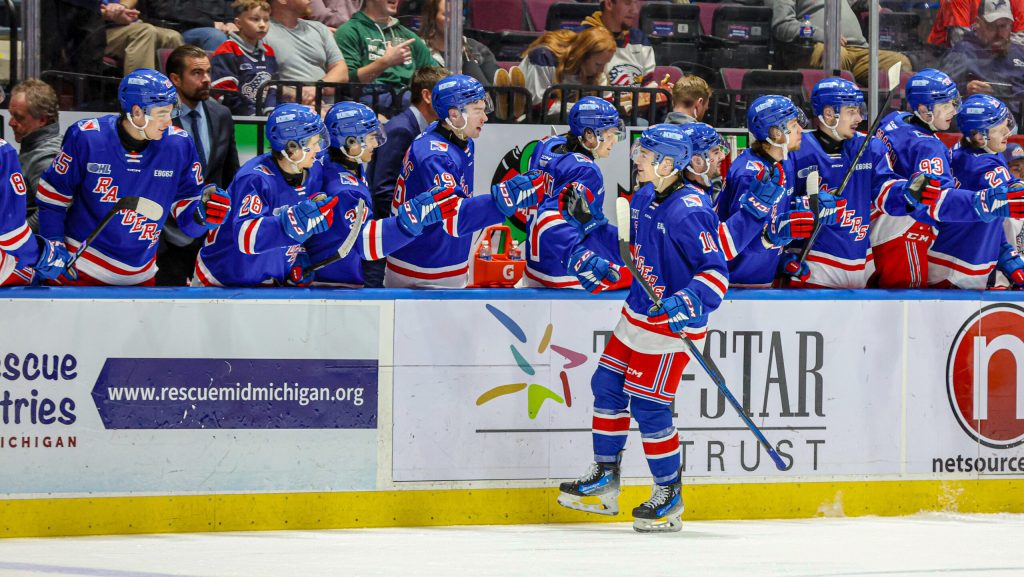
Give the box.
[0,287,1022,538]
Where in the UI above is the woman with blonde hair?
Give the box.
[518,26,617,118]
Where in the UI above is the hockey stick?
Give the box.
[66,196,165,272]
[616,197,787,471]
[781,62,902,287]
[291,198,367,282]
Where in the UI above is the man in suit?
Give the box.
[363,65,449,287]
[159,44,241,286]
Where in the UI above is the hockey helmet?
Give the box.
[631,124,693,173]
[118,68,177,114]
[811,77,866,118]
[326,101,387,154]
[958,94,1016,139]
[432,74,492,122]
[265,103,329,154]
[747,95,808,142]
[568,97,625,142]
[906,69,961,114]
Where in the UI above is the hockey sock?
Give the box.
[641,425,681,484]
[592,407,630,462]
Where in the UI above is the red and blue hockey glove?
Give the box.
[194,185,232,230]
[816,190,846,226]
[558,181,608,237]
[287,251,314,287]
[972,183,1024,223]
[998,242,1024,287]
[397,185,460,236]
[280,194,338,243]
[903,172,943,214]
[739,164,786,220]
[779,253,810,284]
[762,208,813,248]
[567,245,620,293]
[34,238,77,281]
[651,288,703,334]
[491,169,552,218]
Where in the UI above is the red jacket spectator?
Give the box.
[928,0,1024,46]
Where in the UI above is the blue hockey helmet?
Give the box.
[631,124,693,173]
[118,68,177,114]
[811,77,865,118]
[958,94,1017,149]
[679,122,727,160]
[265,103,329,154]
[432,74,492,122]
[325,101,386,154]
[906,69,961,114]
[568,96,625,141]
[747,95,808,142]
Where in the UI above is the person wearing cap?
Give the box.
[941,0,1024,97]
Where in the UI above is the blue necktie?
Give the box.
[188,109,207,170]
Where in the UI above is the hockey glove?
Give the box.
[762,208,814,248]
[739,164,786,220]
[998,242,1024,287]
[903,172,942,214]
[651,288,703,334]
[972,183,1024,223]
[34,239,77,281]
[778,253,810,284]
[397,185,460,236]
[559,181,608,237]
[194,185,232,230]
[567,245,620,293]
[816,190,846,226]
[280,194,338,243]
[287,251,314,287]
[491,169,552,218]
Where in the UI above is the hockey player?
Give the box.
[302,101,459,287]
[787,78,910,288]
[523,96,630,291]
[716,95,823,287]
[36,68,230,286]
[0,140,39,285]
[384,74,551,288]
[193,104,338,287]
[931,95,1024,289]
[678,122,728,199]
[557,124,729,533]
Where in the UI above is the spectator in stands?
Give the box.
[335,0,435,92]
[310,0,362,30]
[8,80,61,232]
[581,0,655,87]
[102,0,184,75]
[419,0,498,85]
[212,0,280,115]
[137,1,236,51]
[769,0,912,87]
[1006,142,1024,179]
[666,75,712,125]
[161,45,240,286]
[519,27,617,118]
[266,0,349,105]
[940,0,1024,96]
[928,0,1024,48]
[364,66,451,287]
[41,0,107,76]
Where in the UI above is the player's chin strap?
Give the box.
[654,165,679,192]
[769,129,792,161]
[914,108,941,133]
[444,110,470,141]
[688,154,712,187]
[818,114,844,141]
[127,111,153,140]
[342,137,369,164]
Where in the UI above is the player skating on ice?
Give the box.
[931,94,1024,288]
[384,74,551,288]
[300,101,460,287]
[523,96,630,291]
[36,69,230,285]
[557,124,728,533]
[193,103,337,286]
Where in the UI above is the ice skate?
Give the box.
[557,461,620,516]
[632,481,684,533]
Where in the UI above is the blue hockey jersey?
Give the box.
[930,145,1022,288]
[527,135,567,172]
[615,180,728,354]
[194,153,325,286]
[790,131,903,288]
[0,140,37,285]
[305,161,418,287]
[385,123,509,288]
[716,149,795,287]
[37,115,207,286]
[523,150,623,288]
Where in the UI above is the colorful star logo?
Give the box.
[476,304,588,418]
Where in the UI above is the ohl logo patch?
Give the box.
[946,304,1024,448]
[476,304,588,418]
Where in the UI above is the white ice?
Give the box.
[0,514,1022,577]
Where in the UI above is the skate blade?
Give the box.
[557,493,618,516]
[632,514,683,533]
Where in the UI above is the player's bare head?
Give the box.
[672,75,712,120]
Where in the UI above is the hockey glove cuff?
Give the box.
[652,288,703,334]
[280,194,338,243]
[195,185,232,230]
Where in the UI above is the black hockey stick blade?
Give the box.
[303,198,367,277]
[66,195,162,271]
[615,197,787,471]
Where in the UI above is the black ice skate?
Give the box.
[632,481,684,533]
[557,461,621,516]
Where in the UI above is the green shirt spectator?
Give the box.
[334,2,434,89]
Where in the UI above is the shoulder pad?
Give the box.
[169,126,189,137]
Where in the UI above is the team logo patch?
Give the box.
[339,173,358,185]
[430,141,449,152]
[682,194,703,207]
[745,160,765,173]
[87,163,111,175]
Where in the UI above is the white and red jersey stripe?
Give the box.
[0,249,16,285]
[36,179,72,208]
[384,256,469,288]
[66,237,157,286]
[522,266,582,289]
[717,221,740,261]
[927,250,996,290]
[0,222,32,252]
[237,218,264,255]
[361,219,384,261]
[612,304,703,355]
[804,249,873,288]
[528,210,564,262]
[693,269,728,300]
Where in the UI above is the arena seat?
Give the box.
[525,0,560,31]
[706,5,773,70]
[640,2,701,66]
[471,0,528,32]
[464,29,541,62]
[652,65,685,86]
[545,2,598,31]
